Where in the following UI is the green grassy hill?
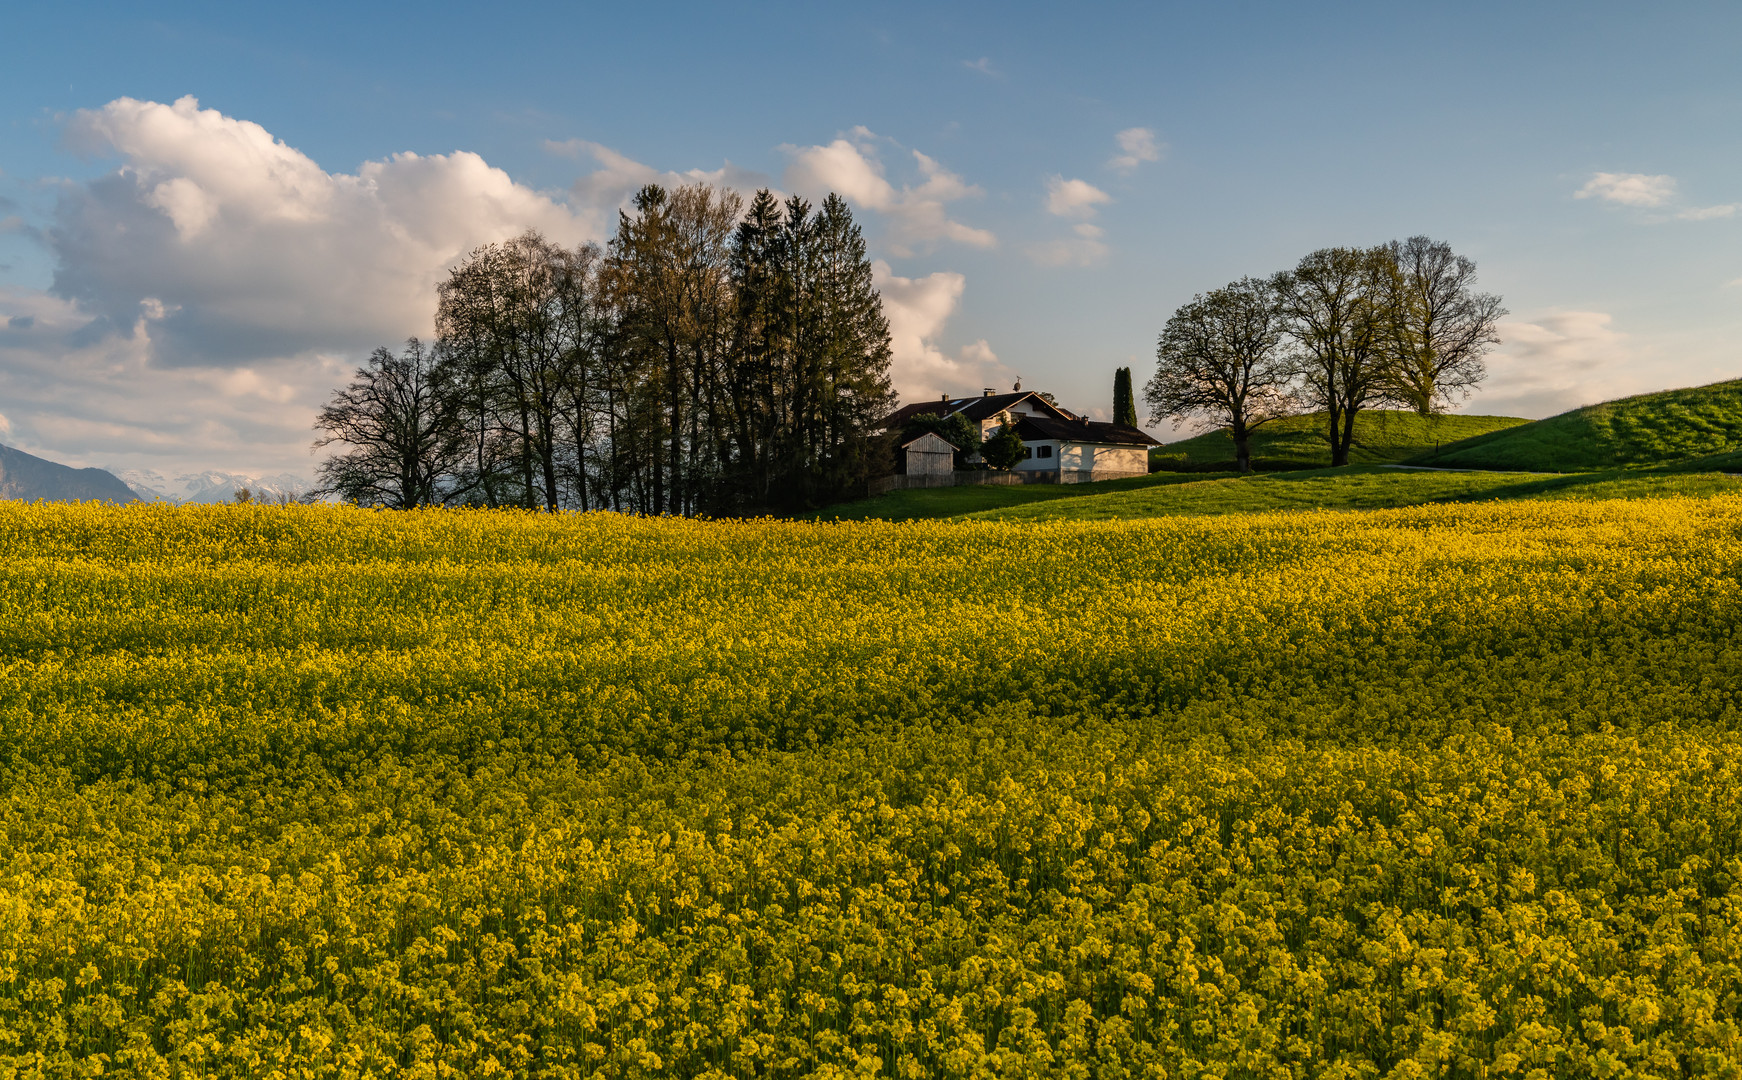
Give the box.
[1407,378,1742,471]
[1152,410,1528,471]
[805,464,1740,523]
[958,465,1739,522]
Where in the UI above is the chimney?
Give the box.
[983,387,995,397]
[940,393,949,403]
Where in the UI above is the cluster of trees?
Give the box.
[1146,236,1506,471]
[314,184,896,513]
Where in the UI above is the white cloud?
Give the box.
[783,129,995,256]
[871,259,1008,401]
[963,57,996,76]
[0,285,340,475]
[4,95,614,475]
[1574,170,1740,224]
[0,410,10,439]
[1575,172,1678,208]
[547,138,774,211]
[1464,310,1654,418]
[1044,176,1112,218]
[1677,203,1738,221]
[53,96,598,367]
[1108,127,1162,174]
[1030,177,1112,266]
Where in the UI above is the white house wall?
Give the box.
[1015,441,1062,472]
[1049,442,1149,481]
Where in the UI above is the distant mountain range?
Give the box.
[116,468,315,504]
[0,444,140,503]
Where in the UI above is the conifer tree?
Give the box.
[1113,366,1139,427]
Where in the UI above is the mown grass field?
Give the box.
[1150,409,1528,471]
[1409,379,1742,471]
[5,498,1742,1077]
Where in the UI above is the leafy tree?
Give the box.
[313,338,467,508]
[1113,366,1139,427]
[1147,277,1295,473]
[1380,236,1506,416]
[981,412,1027,470]
[900,411,981,469]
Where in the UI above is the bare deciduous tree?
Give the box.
[1381,236,1507,416]
[1146,277,1295,473]
[1274,247,1394,467]
[313,338,466,508]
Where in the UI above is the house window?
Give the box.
[1021,445,1033,459]
[1037,445,1053,459]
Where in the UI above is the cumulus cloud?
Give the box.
[963,57,997,76]
[4,95,621,474]
[1108,127,1162,174]
[52,96,598,368]
[783,128,994,257]
[0,285,341,476]
[1044,176,1112,218]
[871,259,1008,401]
[1575,172,1678,208]
[1029,176,1112,266]
[1464,310,1656,418]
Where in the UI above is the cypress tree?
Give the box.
[1113,366,1139,427]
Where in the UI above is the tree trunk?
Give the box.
[1334,404,1358,466]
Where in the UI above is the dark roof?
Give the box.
[881,391,1075,430]
[1015,415,1159,447]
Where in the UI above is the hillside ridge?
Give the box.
[1406,378,1742,472]
[0,444,139,503]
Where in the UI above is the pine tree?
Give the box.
[1113,366,1139,427]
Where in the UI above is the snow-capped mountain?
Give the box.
[117,469,316,504]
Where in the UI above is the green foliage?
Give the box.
[1113,365,1138,427]
[980,413,1026,470]
[1152,409,1528,471]
[899,410,981,461]
[1409,378,1742,471]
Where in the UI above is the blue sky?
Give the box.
[1,1,1738,478]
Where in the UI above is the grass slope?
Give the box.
[1152,409,1528,470]
[1408,378,1742,471]
[960,465,1740,521]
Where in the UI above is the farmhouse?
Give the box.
[882,387,1157,484]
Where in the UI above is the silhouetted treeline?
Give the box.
[316,183,895,513]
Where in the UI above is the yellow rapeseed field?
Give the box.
[2,498,1741,1078]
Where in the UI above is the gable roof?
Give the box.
[899,431,959,452]
[1015,415,1159,447]
[882,391,1075,431]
